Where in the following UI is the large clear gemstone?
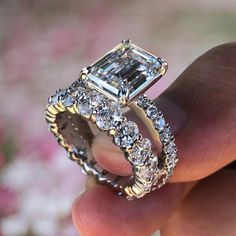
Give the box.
[85,41,167,103]
[114,121,139,148]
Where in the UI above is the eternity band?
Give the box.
[44,40,178,199]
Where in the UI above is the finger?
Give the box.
[72,181,195,236]
[91,133,132,176]
[161,168,236,236]
[92,42,236,181]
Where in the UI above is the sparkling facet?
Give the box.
[75,87,87,99]
[154,117,166,131]
[165,153,178,172]
[89,90,106,108]
[71,79,85,91]
[140,138,152,150]
[146,105,158,120]
[76,92,93,117]
[136,155,159,180]
[128,138,152,165]
[136,158,159,182]
[137,95,151,108]
[86,42,167,102]
[114,121,139,148]
[96,102,122,130]
[164,141,177,154]
[49,90,65,105]
[61,93,75,107]
[160,127,172,143]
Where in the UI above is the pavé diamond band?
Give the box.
[45,40,177,199]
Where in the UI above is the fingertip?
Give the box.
[72,182,191,236]
[72,185,123,236]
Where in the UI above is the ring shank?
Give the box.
[45,85,177,199]
[55,110,134,195]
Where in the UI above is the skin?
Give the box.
[72,42,236,236]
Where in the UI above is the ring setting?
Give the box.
[45,40,177,199]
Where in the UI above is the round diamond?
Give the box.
[165,155,177,171]
[137,167,152,181]
[89,90,106,108]
[114,121,139,148]
[61,92,75,107]
[49,89,65,105]
[76,91,93,117]
[129,147,149,166]
[96,102,122,130]
[137,95,151,108]
[140,138,152,150]
[71,79,85,89]
[136,156,159,181]
[164,141,177,154]
[165,152,178,173]
[146,105,158,120]
[154,117,166,131]
[128,138,152,165]
[75,87,87,99]
[160,127,172,143]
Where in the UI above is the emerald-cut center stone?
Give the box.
[85,40,167,104]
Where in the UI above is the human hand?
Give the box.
[72,43,236,236]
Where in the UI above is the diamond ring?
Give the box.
[45,40,177,199]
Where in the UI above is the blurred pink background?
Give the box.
[0,1,235,235]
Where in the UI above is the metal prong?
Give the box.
[122,39,131,44]
[118,85,129,106]
[80,66,91,80]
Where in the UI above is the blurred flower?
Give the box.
[23,134,59,162]
[1,150,85,236]
[0,186,17,217]
[0,153,5,168]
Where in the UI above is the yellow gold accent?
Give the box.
[67,105,77,114]
[124,186,135,197]
[58,138,67,148]
[50,125,59,134]
[109,129,116,136]
[46,111,56,118]
[47,105,59,115]
[129,101,161,147]
[55,102,66,112]
[90,115,96,123]
[46,116,56,123]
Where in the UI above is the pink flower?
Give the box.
[0,186,17,217]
